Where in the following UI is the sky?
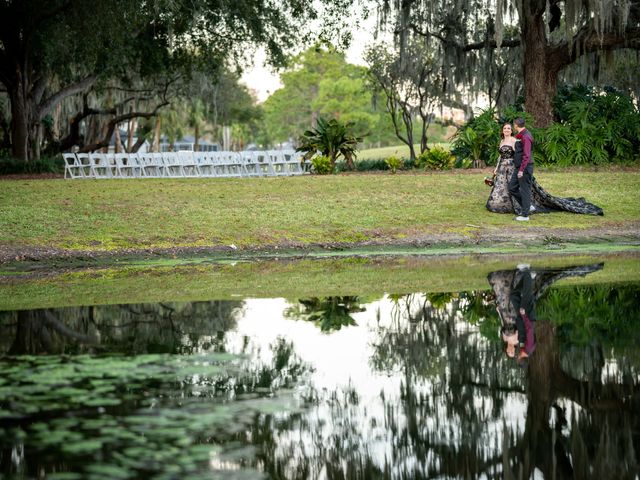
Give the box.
[240,13,379,103]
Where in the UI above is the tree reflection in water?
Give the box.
[0,301,244,355]
[285,296,365,332]
[0,272,638,479]
[252,266,639,479]
[0,301,314,479]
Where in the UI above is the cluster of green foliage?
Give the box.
[451,86,640,168]
[384,155,404,173]
[311,155,334,175]
[451,106,529,167]
[297,117,362,172]
[0,156,64,174]
[539,284,640,350]
[416,146,455,170]
[534,85,640,166]
[285,296,364,332]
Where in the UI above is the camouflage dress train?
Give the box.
[486,145,604,215]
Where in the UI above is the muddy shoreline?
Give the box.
[2,225,639,275]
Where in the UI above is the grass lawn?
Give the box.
[0,168,639,252]
[358,143,451,160]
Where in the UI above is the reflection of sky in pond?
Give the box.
[1,276,638,479]
[223,296,529,476]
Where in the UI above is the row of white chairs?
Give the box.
[62,150,308,179]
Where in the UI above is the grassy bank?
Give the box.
[0,168,639,252]
[1,252,637,310]
[358,143,451,161]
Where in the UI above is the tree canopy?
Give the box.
[260,45,396,148]
[377,0,640,126]
[0,0,353,161]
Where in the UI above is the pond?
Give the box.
[0,254,639,479]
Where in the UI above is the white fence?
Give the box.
[62,150,309,179]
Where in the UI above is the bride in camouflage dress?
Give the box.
[486,123,604,216]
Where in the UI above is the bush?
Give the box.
[0,156,64,175]
[384,155,403,173]
[416,146,455,170]
[449,85,640,168]
[535,85,640,166]
[297,117,362,170]
[450,108,503,167]
[311,155,333,174]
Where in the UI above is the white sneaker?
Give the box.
[530,205,536,212]
[515,216,530,221]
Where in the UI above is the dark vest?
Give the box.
[513,129,533,169]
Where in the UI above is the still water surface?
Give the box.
[0,261,638,479]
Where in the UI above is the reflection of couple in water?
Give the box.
[490,262,603,364]
[500,264,536,364]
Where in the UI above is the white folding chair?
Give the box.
[152,153,165,177]
[162,152,184,177]
[194,151,215,177]
[128,154,144,177]
[114,153,139,178]
[227,152,246,177]
[63,153,83,179]
[135,153,153,178]
[90,153,112,179]
[209,152,228,177]
[267,150,288,176]
[178,151,200,177]
[281,150,304,175]
[252,151,275,176]
[75,153,94,178]
[240,151,262,177]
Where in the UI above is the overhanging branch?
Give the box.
[37,74,98,121]
[408,24,521,51]
[78,101,169,153]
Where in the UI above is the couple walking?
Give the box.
[486,117,603,219]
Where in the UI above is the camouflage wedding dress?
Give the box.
[486,144,604,215]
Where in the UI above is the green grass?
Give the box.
[0,168,639,251]
[1,252,637,310]
[358,143,452,161]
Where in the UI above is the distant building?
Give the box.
[159,135,219,152]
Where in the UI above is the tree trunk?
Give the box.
[127,115,136,153]
[9,83,31,162]
[402,110,416,161]
[194,123,200,152]
[152,116,161,152]
[222,125,231,151]
[114,127,122,153]
[520,1,557,128]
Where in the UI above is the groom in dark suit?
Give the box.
[509,117,534,221]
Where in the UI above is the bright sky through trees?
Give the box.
[241,12,378,102]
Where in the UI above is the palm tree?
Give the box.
[296,117,362,171]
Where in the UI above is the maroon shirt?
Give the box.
[518,312,536,355]
[515,129,533,173]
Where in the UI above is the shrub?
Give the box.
[416,146,455,170]
[534,85,640,166]
[311,155,333,174]
[0,156,64,175]
[297,117,363,171]
[384,155,403,173]
[450,108,501,167]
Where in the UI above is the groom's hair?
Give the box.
[514,117,526,128]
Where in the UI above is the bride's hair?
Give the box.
[500,122,513,140]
